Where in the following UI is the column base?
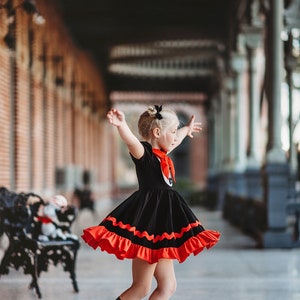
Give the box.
[264,163,289,229]
[263,230,292,248]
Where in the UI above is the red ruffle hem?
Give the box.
[82,224,220,264]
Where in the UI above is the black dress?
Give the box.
[82,142,220,263]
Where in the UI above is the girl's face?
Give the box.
[157,120,179,152]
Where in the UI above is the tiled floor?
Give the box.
[1,202,300,300]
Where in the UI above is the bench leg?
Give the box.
[0,245,14,275]
[0,244,42,298]
[67,248,79,293]
[28,254,42,298]
[72,251,79,293]
[60,246,79,293]
[29,278,42,298]
[38,245,80,294]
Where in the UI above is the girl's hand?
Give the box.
[186,115,202,138]
[169,115,202,152]
[107,108,144,159]
[107,109,125,127]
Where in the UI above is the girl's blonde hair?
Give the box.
[138,105,178,139]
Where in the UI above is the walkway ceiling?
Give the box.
[58,0,239,99]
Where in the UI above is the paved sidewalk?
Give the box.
[1,201,300,300]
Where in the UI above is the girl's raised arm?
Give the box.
[170,115,202,152]
[107,109,144,159]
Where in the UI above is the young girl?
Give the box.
[82,105,220,300]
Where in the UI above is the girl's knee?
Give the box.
[160,278,177,297]
[140,284,152,298]
[169,278,177,296]
[132,282,152,298]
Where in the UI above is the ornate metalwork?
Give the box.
[0,189,80,298]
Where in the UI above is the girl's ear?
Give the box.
[153,127,160,138]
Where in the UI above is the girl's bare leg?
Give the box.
[119,258,157,300]
[149,259,177,300]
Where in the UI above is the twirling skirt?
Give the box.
[82,189,220,264]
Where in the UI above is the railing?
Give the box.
[223,192,267,247]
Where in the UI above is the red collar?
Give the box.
[152,148,176,183]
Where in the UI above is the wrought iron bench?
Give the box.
[0,189,80,298]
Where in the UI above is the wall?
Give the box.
[0,0,112,201]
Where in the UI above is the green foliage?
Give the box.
[175,178,218,210]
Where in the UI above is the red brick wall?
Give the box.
[0,5,12,187]
[32,76,44,190]
[0,0,110,200]
[56,93,64,167]
[0,47,11,187]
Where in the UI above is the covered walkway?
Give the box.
[1,1,300,298]
[0,0,300,252]
[1,203,300,300]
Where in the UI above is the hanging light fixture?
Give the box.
[0,1,16,50]
[22,0,45,25]
[1,0,45,50]
[33,12,45,25]
[21,0,37,14]
[4,28,15,50]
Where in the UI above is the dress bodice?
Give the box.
[131,142,172,190]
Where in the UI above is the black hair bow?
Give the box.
[154,105,163,120]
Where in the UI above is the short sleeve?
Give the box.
[130,141,152,167]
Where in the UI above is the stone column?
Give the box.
[207,96,220,203]
[213,93,225,209]
[218,89,230,208]
[226,76,236,168]
[230,51,247,196]
[263,0,291,248]
[266,2,287,163]
[285,32,298,187]
[221,88,230,169]
[224,75,237,193]
[214,95,223,174]
[207,97,218,175]
[244,26,263,199]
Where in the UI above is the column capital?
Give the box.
[230,53,247,73]
[242,25,263,49]
[266,148,287,164]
